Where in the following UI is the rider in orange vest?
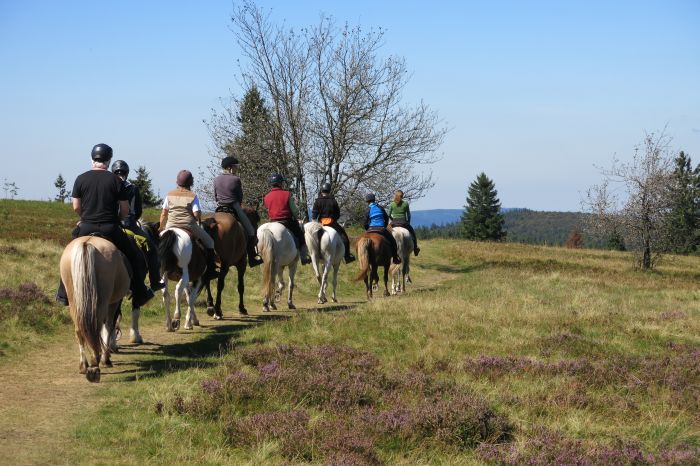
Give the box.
[311,182,355,263]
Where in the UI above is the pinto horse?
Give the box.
[158,227,207,331]
[390,226,414,294]
[353,231,392,299]
[304,221,344,304]
[59,236,130,382]
[257,222,299,312]
[202,207,260,317]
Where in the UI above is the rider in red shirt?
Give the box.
[262,174,311,264]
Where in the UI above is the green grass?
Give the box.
[1,200,699,464]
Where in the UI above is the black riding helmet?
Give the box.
[111,159,130,177]
[221,156,239,169]
[365,192,376,203]
[91,143,113,162]
[270,173,285,186]
[321,182,331,193]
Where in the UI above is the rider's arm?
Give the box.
[289,196,299,219]
[133,187,143,221]
[406,203,411,223]
[311,199,319,221]
[72,197,81,216]
[159,197,169,231]
[192,195,202,223]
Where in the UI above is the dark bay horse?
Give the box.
[60,236,130,382]
[202,206,260,317]
[353,231,392,299]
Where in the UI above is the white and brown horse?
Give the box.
[59,236,130,382]
[304,221,344,304]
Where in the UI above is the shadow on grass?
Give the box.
[108,314,293,382]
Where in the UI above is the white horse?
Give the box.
[304,221,344,304]
[257,222,299,311]
[391,226,414,294]
[158,227,207,331]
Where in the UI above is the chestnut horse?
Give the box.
[202,207,260,317]
[59,236,130,382]
[353,231,392,299]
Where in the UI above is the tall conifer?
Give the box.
[461,173,506,241]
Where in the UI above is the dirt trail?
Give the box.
[0,263,454,465]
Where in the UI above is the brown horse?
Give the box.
[353,231,392,299]
[59,236,130,382]
[202,206,260,317]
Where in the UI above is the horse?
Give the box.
[304,221,344,304]
[390,226,414,294]
[353,231,392,299]
[59,236,131,382]
[158,227,207,331]
[202,206,260,318]
[257,221,299,312]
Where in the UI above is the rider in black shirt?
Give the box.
[311,183,355,263]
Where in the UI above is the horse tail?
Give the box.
[353,237,372,282]
[258,228,275,299]
[159,229,179,275]
[305,222,322,258]
[71,241,102,356]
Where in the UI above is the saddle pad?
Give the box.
[320,217,333,226]
[123,228,149,252]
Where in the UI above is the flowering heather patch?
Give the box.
[476,426,700,465]
[463,355,592,379]
[158,343,513,462]
[0,282,50,303]
[0,245,20,255]
[660,310,688,320]
[0,281,68,328]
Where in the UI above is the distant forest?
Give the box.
[415,209,607,248]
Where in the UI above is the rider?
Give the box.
[363,192,401,264]
[388,189,420,256]
[55,143,154,307]
[111,160,165,291]
[213,156,263,267]
[262,173,311,265]
[311,182,355,263]
[159,170,219,281]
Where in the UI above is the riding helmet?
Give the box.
[111,160,130,177]
[365,192,376,202]
[176,169,194,188]
[269,173,285,186]
[221,156,239,169]
[91,143,113,162]
[321,182,331,193]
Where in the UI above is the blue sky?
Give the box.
[1,0,699,211]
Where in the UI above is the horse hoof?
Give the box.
[114,327,122,341]
[171,320,180,331]
[79,362,88,374]
[317,298,326,304]
[86,367,101,383]
[206,307,215,317]
[384,291,390,297]
[102,359,113,368]
[130,335,143,344]
[270,303,277,311]
[192,319,200,326]
[288,303,296,310]
[239,308,248,316]
[213,314,223,320]
[332,298,338,303]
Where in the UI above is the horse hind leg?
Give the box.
[287,263,297,310]
[130,305,143,344]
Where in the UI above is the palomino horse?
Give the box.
[354,231,392,299]
[304,221,344,304]
[158,227,207,331]
[59,236,130,382]
[202,207,260,317]
[257,222,299,312]
[390,226,414,294]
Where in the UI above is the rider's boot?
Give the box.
[345,252,356,263]
[147,247,165,292]
[247,238,263,267]
[203,248,219,281]
[55,280,69,306]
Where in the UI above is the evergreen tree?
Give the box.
[54,173,68,203]
[666,151,700,254]
[231,85,282,206]
[131,166,162,208]
[461,173,506,241]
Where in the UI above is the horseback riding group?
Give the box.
[58,143,420,381]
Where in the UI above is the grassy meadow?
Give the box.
[0,199,699,465]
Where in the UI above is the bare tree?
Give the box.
[206,1,446,220]
[584,131,675,269]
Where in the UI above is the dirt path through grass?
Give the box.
[0,256,456,465]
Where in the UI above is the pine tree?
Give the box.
[54,173,68,202]
[131,166,162,208]
[231,85,282,206]
[666,151,700,254]
[460,173,506,241]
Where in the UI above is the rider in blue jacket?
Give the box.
[363,193,401,264]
